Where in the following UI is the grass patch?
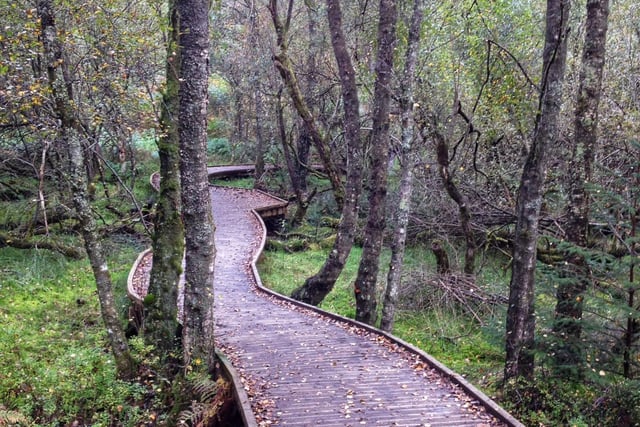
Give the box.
[0,243,149,426]
[209,176,254,189]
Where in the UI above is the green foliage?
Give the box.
[207,118,229,139]
[502,376,640,427]
[208,75,231,108]
[501,377,595,426]
[131,130,159,155]
[207,137,232,160]
[177,373,229,427]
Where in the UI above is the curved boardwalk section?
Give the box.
[209,185,519,427]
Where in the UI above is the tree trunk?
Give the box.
[253,88,266,189]
[145,0,184,360]
[37,0,135,380]
[286,0,319,226]
[553,0,609,376]
[290,0,364,306]
[431,127,476,275]
[249,6,266,189]
[381,0,425,333]
[431,240,451,275]
[505,0,571,381]
[278,91,312,227]
[178,0,216,371]
[354,0,398,326]
[268,0,345,211]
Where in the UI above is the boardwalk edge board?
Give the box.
[215,350,259,427]
[248,210,524,427]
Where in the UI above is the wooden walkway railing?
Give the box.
[130,166,522,427]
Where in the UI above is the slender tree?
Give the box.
[145,0,185,360]
[431,122,476,275]
[553,0,610,375]
[37,0,135,379]
[381,0,424,332]
[178,0,216,371]
[504,0,571,381]
[290,0,364,305]
[288,0,320,226]
[269,0,345,210]
[354,0,398,325]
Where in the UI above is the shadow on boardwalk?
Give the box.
[132,167,522,427]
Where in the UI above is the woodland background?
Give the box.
[1,0,639,425]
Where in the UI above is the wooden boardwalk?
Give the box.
[136,167,522,426]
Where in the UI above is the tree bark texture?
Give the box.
[505,0,571,381]
[269,0,345,210]
[290,0,364,306]
[146,0,185,358]
[287,0,320,226]
[37,0,135,380]
[354,0,398,326]
[553,0,609,375]
[381,0,425,333]
[178,0,216,370]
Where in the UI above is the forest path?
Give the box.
[135,166,521,426]
[207,183,518,426]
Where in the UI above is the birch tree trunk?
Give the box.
[504,0,571,381]
[354,0,398,325]
[37,0,135,379]
[381,0,424,333]
[178,0,216,371]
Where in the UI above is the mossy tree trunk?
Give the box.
[505,0,571,381]
[290,0,364,306]
[178,0,216,371]
[354,0,398,326]
[145,0,185,361]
